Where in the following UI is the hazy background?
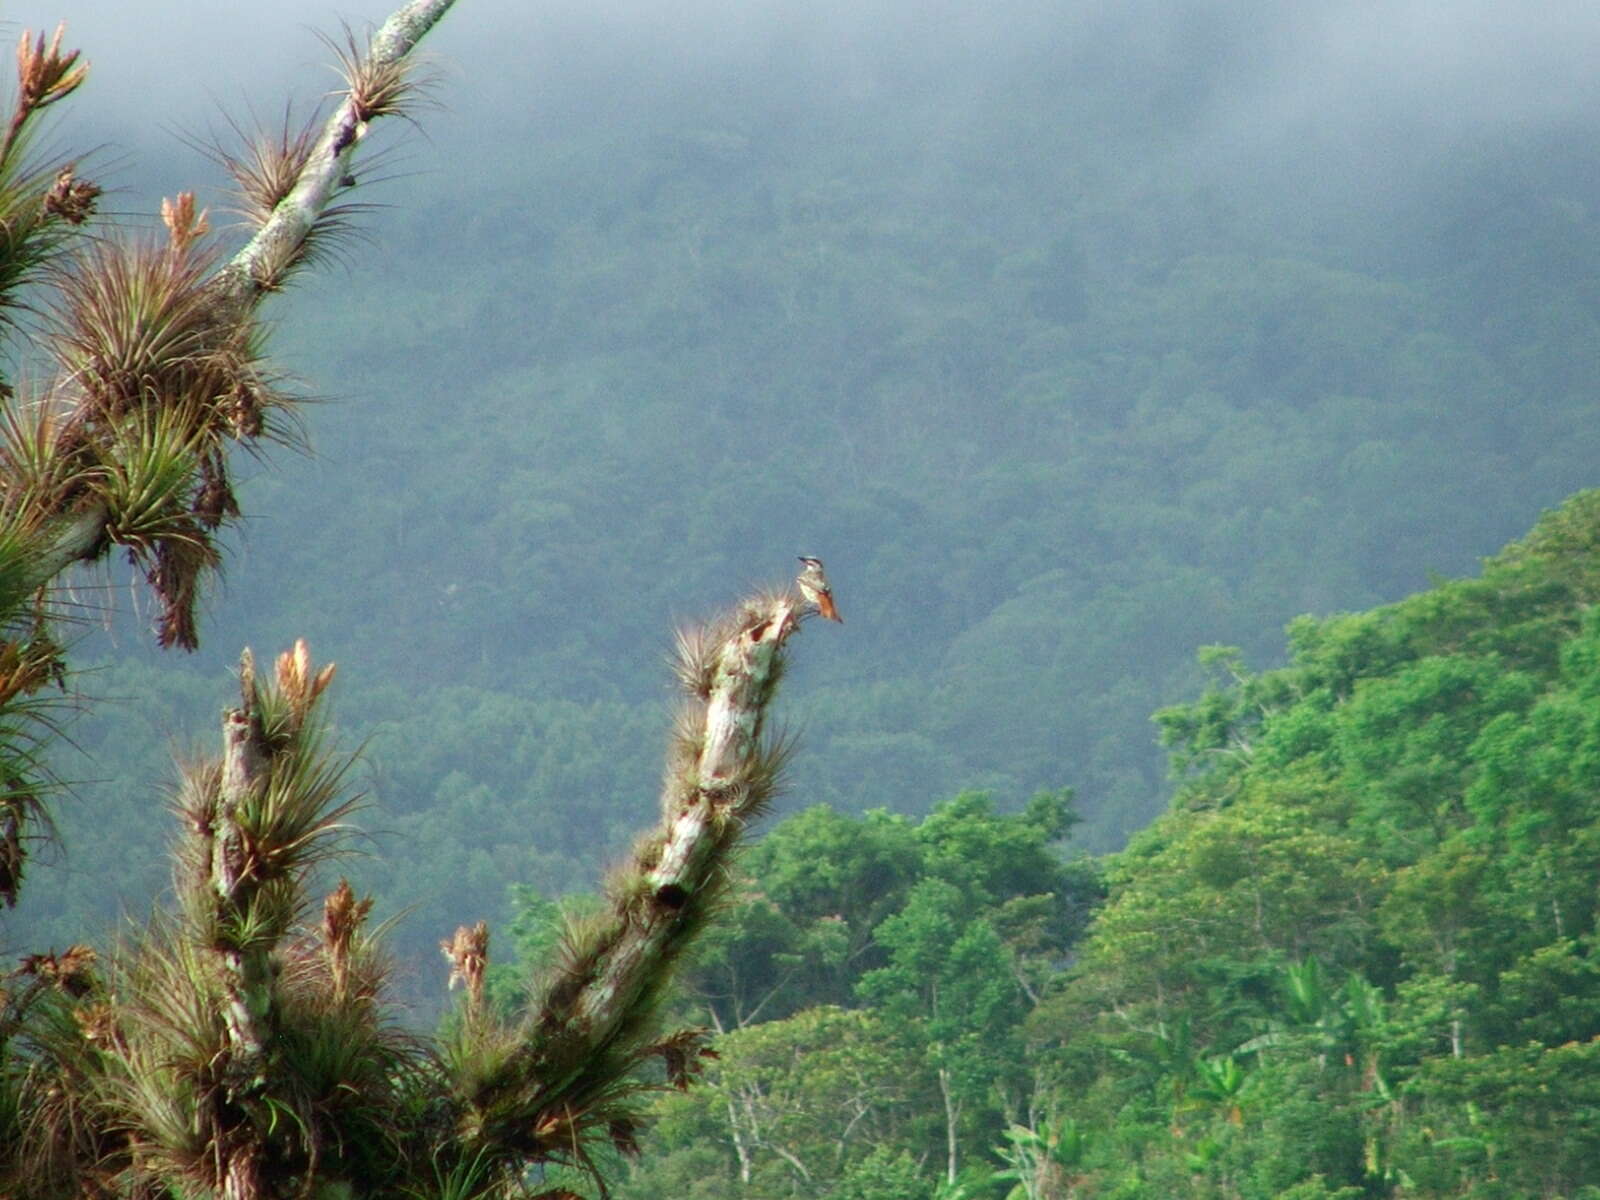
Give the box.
[9,0,1600,1012]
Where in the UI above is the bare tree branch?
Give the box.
[573,596,799,1038]
[449,592,813,1179]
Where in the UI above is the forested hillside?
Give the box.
[601,491,1600,1199]
[11,0,1600,1016]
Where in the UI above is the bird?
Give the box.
[796,556,843,623]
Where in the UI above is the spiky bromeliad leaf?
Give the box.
[324,22,432,124]
[0,679,68,906]
[441,590,813,1188]
[0,963,117,1199]
[0,396,97,524]
[0,516,71,907]
[213,108,320,231]
[48,238,223,413]
[3,1,457,656]
[235,736,361,880]
[91,923,239,1192]
[0,24,98,367]
[95,401,205,550]
[40,233,297,647]
[61,642,409,1197]
[0,161,96,351]
[6,577,827,1195]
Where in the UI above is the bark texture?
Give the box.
[573,596,797,1040]
[213,0,457,305]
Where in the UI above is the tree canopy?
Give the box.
[596,491,1600,1199]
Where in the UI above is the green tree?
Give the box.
[1026,493,1600,1196]
[609,792,1094,1198]
[685,804,922,1027]
[993,1115,1094,1200]
[859,878,1030,1186]
[680,792,1095,1029]
[625,1005,931,1199]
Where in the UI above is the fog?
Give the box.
[19,0,1600,229]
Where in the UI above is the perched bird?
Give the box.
[797,556,843,623]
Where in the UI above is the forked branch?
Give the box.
[447,590,817,1181]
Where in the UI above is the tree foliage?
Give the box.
[601,493,1600,1199]
[1028,491,1600,1197]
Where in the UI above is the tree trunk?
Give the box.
[213,706,272,1079]
[727,1095,754,1185]
[938,1064,962,1185]
[562,599,798,1043]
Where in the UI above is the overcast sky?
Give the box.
[15,0,1600,222]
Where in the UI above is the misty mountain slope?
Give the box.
[12,0,1600,996]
